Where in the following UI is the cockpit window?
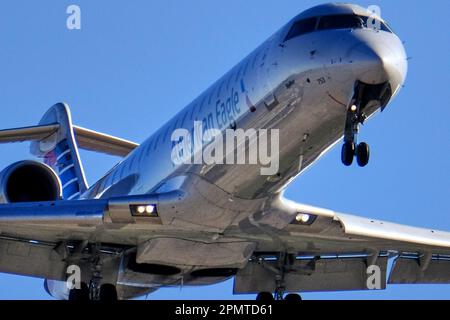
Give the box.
[317,14,363,30]
[284,17,317,41]
[284,14,392,42]
[360,16,393,33]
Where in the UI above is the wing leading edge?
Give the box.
[283,199,450,249]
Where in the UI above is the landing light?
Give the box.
[350,105,357,112]
[130,204,158,217]
[296,213,310,223]
[137,206,146,214]
[145,205,155,214]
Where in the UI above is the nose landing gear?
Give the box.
[356,142,370,167]
[341,103,370,167]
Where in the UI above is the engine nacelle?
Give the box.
[0,160,62,203]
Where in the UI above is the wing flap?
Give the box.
[234,255,388,293]
[274,198,450,288]
[388,254,450,284]
[0,237,66,280]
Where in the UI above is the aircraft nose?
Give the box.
[351,37,408,93]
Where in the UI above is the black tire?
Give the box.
[256,292,274,301]
[341,142,355,166]
[68,282,90,301]
[356,142,370,167]
[99,283,118,301]
[284,293,302,301]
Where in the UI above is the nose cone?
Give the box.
[351,36,408,93]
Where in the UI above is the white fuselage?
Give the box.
[82,13,407,202]
[39,4,413,299]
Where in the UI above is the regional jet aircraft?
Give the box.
[0,3,449,300]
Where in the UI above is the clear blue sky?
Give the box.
[0,1,449,300]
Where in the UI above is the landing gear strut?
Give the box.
[67,243,118,301]
[255,253,302,301]
[341,102,370,167]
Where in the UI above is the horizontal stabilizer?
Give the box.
[0,124,59,143]
[73,125,138,157]
[0,104,139,157]
[0,124,138,158]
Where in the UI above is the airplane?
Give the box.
[0,3,449,301]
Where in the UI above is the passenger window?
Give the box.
[317,15,363,30]
[284,17,317,41]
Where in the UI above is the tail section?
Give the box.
[1,102,138,199]
[30,103,88,199]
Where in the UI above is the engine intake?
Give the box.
[0,160,62,203]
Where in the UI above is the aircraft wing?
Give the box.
[231,197,450,294]
[0,193,172,284]
[285,200,450,249]
[0,191,449,295]
[331,212,450,285]
[234,199,450,293]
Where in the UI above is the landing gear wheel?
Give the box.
[356,142,370,167]
[284,293,302,301]
[341,142,355,166]
[68,282,90,301]
[256,292,274,301]
[99,283,118,301]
